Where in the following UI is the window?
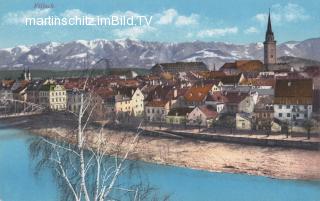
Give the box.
[279,113,282,117]
[296,113,300,117]
[147,109,150,113]
[152,109,154,113]
[287,113,291,117]
[286,105,290,109]
[304,113,307,118]
[279,105,282,109]
[304,105,307,110]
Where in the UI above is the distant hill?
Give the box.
[277,56,320,70]
[0,37,319,70]
[0,68,149,80]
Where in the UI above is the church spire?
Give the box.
[265,9,274,41]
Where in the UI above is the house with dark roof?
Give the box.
[26,80,45,104]
[223,91,257,114]
[11,80,30,101]
[274,78,313,123]
[205,92,226,113]
[166,107,193,125]
[219,73,245,87]
[252,96,274,130]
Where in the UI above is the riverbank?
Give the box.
[1,113,320,180]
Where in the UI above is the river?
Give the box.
[0,127,319,201]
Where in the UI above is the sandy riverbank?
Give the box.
[1,114,320,180]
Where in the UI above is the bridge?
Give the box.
[0,98,46,119]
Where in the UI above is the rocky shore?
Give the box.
[1,113,320,180]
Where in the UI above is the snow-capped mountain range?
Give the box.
[0,38,319,70]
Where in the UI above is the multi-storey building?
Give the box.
[274,79,313,124]
[145,100,169,122]
[39,83,67,111]
[105,87,144,117]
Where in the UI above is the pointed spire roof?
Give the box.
[267,9,273,34]
[265,9,275,42]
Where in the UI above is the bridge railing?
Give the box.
[0,98,46,117]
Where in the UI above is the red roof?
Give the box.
[198,105,218,119]
[184,84,212,102]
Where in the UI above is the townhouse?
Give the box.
[274,79,313,124]
[105,87,144,117]
[39,83,67,111]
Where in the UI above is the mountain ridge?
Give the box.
[0,37,319,70]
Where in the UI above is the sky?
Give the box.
[0,0,319,48]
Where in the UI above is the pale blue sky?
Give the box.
[0,0,319,48]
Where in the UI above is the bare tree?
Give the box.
[29,77,167,201]
[196,116,202,133]
[302,119,316,140]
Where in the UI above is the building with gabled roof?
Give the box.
[145,100,169,122]
[104,86,144,117]
[187,105,219,127]
[183,84,214,106]
[166,107,194,125]
[220,60,263,75]
[11,80,30,101]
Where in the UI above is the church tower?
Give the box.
[263,10,276,68]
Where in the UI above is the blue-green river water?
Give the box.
[0,127,319,201]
